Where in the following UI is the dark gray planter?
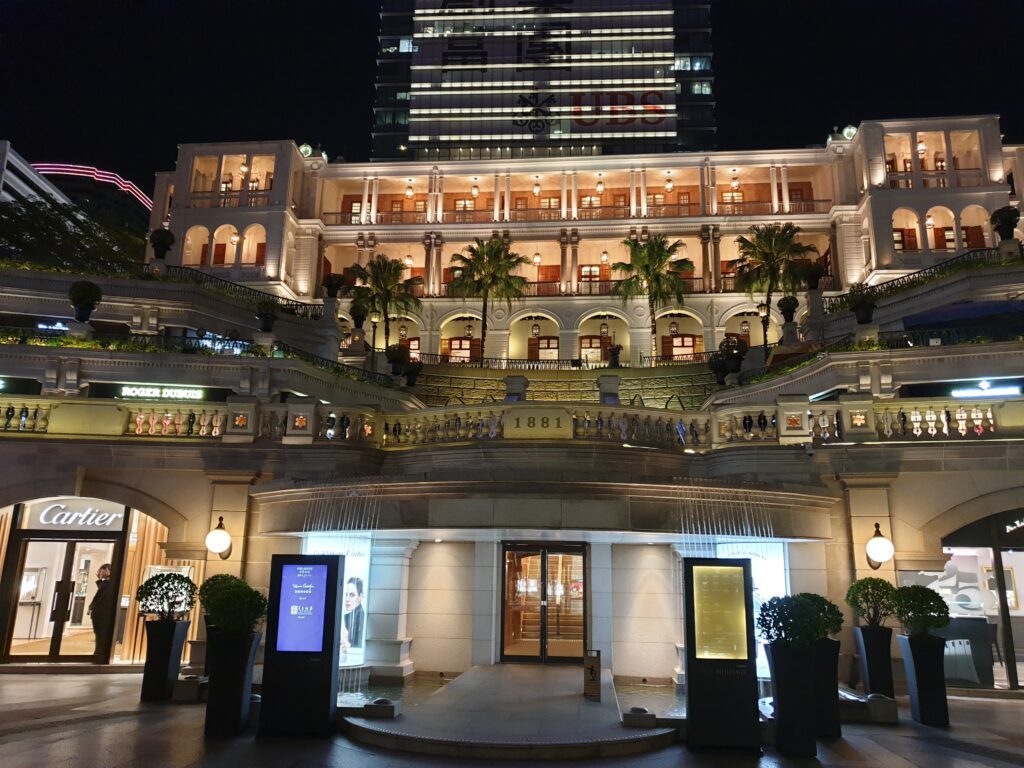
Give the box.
[141,620,190,702]
[256,314,276,333]
[853,305,875,324]
[767,641,816,758]
[73,304,94,323]
[725,355,743,373]
[854,625,894,698]
[897,633,949,727]
[205,631,261,738]
[811,638,841,738]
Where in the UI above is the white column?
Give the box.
[639,169,648,217]
[365,539,420,683]
[493,173,501,221]
[560,171,568,219]
[780,164,791,214]
[436,173,445,223]
[708,165,718,216]
[503,172,511,222]
[909,132,923,185]
[570,235,579,293]
[426,171,436,224]
[369,177,380,224]
[360,176,370,224]
[943,131,956,188]
[571,171,579,219]
[629,169,637,217]
[769,164,779,213]
[698,166,707,215]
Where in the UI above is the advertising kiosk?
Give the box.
[683,557,760,750]
[259,554,344,736]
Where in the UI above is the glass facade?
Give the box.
[373,0,715,159]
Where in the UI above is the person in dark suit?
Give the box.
[342,576,365,650]
[87,564,117,658]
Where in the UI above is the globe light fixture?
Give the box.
[205,516,232,559]
[865,522,895,569]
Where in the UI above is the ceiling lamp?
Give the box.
[916,140,927,156]
[533,181,541,197]
[471,185,479,198]
[239,162,249,174]
[599,322,609,337]
[730,176,740,190]
[532,253,542,266]
[925,214,935,229]
[205,517,232,559]
[665,178,674,192]
[404,255,414,267]
[740,320,751,334]
[669,321,679,335]
[865,523,895,568]
[229,232,240,245]
[405,185,414,198]
[596,174,605,194]
[600,251,609,264]
[399,324,408,339]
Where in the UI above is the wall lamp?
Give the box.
[865,522,895,570]
[205,516,232,559]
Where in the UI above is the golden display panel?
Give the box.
[692,565,748,660]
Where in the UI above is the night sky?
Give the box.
[2,0,1021,193]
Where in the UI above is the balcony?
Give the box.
[188,191,273,209]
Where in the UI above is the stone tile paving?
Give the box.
[0,673,1022,768]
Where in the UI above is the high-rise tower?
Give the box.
[373,1,714,161]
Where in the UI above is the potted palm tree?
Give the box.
[758,594,821,757]
[136,572,197,702]
[846,577,897,697]
[610,234,693,361]
[777,295,800,324]
[385,343,410,375]
[202,577,268,738]
[403,359,424,386]
[894,585,951,727]
[448,237,530,367]
[343,255,423,350]
[797,592,844,739]
[254,299,278,333]
[734,223,818,361]
[68,280,103,323]
[846,283,878,325]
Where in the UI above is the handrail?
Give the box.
[822,248,1008,314]
[874,325,1024,349]
[161,265,324,320]
[735,335,854,386]
[273,340,393,388]
[417,352,614,371]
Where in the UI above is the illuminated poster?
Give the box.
[276,563,328,652]
[692,565,748,660]
[304,536,371,667]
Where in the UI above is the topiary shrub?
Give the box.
[203,579,268,635]
[757,595,821,647]
[795,592,844,638]
[990,205,1020,241]
[68,280,102,309]
[136,572,197,621]
[846,577,896,627]
[199,574,245,613]
[149,228,175,260]
[894,585,950,636]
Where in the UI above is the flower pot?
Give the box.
[853,305,874,325]
[854,625,894,698]
[806,276,822,290]
[140,619,190,702]
[608,349,621,368]
[766,641,817,758]
[781,310,796,323]
[725,355,743,374]
[389,360,403,376]
[256,314,276,333]
[73,304,94,323]
[811,637,841,738]
[205,631,261,738]
[404,371,420,387]
[712,370,727,386]
[897,633,948,727]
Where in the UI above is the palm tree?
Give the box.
[733,223,818,361]
[448,238,530,366]
[344,255,423,350]
[610,234,694,360]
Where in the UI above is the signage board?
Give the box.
[86,383,233,402]
[21,497,128,533]
[683,557,760,750]
[502,406,574,440]
[276,563,328,653]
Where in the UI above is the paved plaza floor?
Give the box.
[0,672,1022,768]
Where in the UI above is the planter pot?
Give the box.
[854,626,894,698]
[811,638,841,738]
[806,276,822,290]
[608,351,621,368]
[897,633,948,727]
[853,305,875,325]
[711,370,727,386]
[404,371,420,387]
[72,304,94,323]
[725,355,743,374]
[767,641,817,758]
[256,314,276,333]
[205,631,261,738]
[389,360,404,376]
[141,619,190,702]
[781,310,796,323]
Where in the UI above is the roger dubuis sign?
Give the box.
[22,497,128,532]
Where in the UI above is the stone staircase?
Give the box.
[412,363,718,410]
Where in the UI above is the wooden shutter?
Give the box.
[410,267,425,280]
[442,267,456,284]
[964,226,985,249]
[599,263,611,281]
[469,338,483,362]
[200,243,209,263]
[661,336,674,358]
[255,242,266,265]
[213,243,226,265]
[904,228,918,250]
[528,337,540,361]
[932,227,947,249]
[321,257,332,277]
[440,338,451,357]
[538,264,560,283]
[600,336,612,361]
[399,338,410,349]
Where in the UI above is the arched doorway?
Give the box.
[0,498,196,665]
[960,205,993,250]
[578,312,629,365]
[509,314,560,362]
[924,206,956,251]
[182,226,209,266]
[892,208,922,253]
[440,314,482,363]
[655,311,704,362]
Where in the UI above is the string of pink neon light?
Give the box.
[31,163,153,210]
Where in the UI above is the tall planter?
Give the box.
[141,620,190,702]
[72,304,95,323]
[811,637,841,738]
[767,641,817,758]
[205,631,261,738]
[853,305,875,324]
[897,634,948,727]
[854,626,894,698]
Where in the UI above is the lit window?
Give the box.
[399,38,417,53]
[691,81,712,96]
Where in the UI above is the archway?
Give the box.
[891,208,922,253]
[211,224,237,268]
[509,312,561,361]
[390,315,423,359]
[722,309,779,349]
[654,310,704,362]
[578,311,629,364]
[924,206,956,251]
[240,224,267,265]
[182,226,209,266]
[440,313,482,363]
[960,205,993,249]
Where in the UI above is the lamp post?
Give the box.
[369,309,382,372]
[756,301,770,363]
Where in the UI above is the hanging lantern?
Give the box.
[404,255,414,267]
[533,181,541,197]
[730,176,740,190]
[596,175,605,194]
[239,162,249,174]
[471,185,479,198]
[599,322,609,337]
[665,178,674,192]
[399,324,408,339]
[669,321,679,335]
[600,251,609,264]
[531,323,540,338]
[533,253,542,266]
[465,323,474,338]
[740,320,751,334]
[229,232,240,245]
[916,140,927,156]
[405,185,414,198]
[925,214,935,229]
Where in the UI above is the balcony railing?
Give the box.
[522,281,562,297]
[417,352,614,370]
[188,191,274,209]
[575,280,618,296]
[875,325,1024,349]
[640,351,715,367]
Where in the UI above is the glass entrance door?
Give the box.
[502,545,585,663]
[8,539,117,660]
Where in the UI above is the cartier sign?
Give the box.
[22,497,127,532]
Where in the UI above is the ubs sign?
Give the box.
[22,497,127,533]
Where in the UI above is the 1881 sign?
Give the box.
[502,406,574,440]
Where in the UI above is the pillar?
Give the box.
[780,164,791,214]
[202,473,256,580]
[569,229,580,294]
[504,171,511,222]
[708,165,718,216]
[493,173,501,221]
[699,226,711,291]
[698,165,707,216]
[422,233,434,295]
[560,171,568,219]
[426,171,436,224]
[369,177,380,224]
[361,176,370,225]
[640,169,648,217]
[589,543,613,671]
[770,164,779,213]
[943,131,956,188]
[629,326,650,367]
[485,328,509,360]
[365,539,420,684]
[571,171,579,220]
[629,169,638,217]
[559,328,580,359]
[435,173,445,223]
[559,230,570,287]
[839,477,897,586]
[711,226,722,292]
[472,542,500,666]
[909,131,923,185]
[432,234,445,295]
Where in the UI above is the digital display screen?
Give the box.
[276,563,328,653]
